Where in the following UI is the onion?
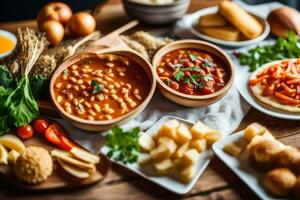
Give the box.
[40,20,64,45]
[68,12,96,37]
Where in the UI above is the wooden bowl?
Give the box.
[152,39,234,107]
[50,21,156,131]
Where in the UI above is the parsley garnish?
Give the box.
[184,74,204,88]
[91,80,104,94]
[239,31,300,72]
[63,69,68,77]
[202,59,216,68]
[105,126,140,164]
[204,74,214,81]
[165,79,172,86]
[181,67,201,72]
[173,70,185,81]
[188,53,198,61]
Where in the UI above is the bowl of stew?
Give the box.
[152,39,234,107]
[50,51,156,131]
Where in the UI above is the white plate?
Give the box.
[0,30,17,59]
[234,54,300,120]
[100,115,213,195]
[187,6,270,48]
[212,131,287,200]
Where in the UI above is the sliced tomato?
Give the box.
[45,127,61,145]
[180,85,193,95]
[57,136,74,151]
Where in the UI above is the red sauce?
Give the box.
[157,48,229,95]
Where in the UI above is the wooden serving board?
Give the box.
[0,135,110,191]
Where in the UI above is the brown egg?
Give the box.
[264,168,297,197]
[68,12,96,37]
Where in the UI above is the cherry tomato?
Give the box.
[169,81,179,91]
[180,85,193,95]
[17,125,33,140]
[32,118,49,134]
[57,136,74,151]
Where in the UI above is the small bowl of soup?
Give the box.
[50,52,156,131]
[152,39,234,107]
[0,30,16,59]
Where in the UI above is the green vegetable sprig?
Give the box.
[105,126,140,164]
[91,80,104,94]
[239,31,300,72]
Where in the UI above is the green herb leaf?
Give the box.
[181,67,201,72]
[30,75,50,100]
[165,79,172,86]
[0,65,14,89]
[239,31,300,72]
[63,69,68,77]
[91,80,104,94]
[204,74,214,81]
[188,53,198,61]
[202,59,216,68]
[173,70,185,81]
[184,74,204,88]
[105,126,140,164]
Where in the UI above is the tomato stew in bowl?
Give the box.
[53,53,151,121]
[157,49,229,96]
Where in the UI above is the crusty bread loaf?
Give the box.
[267,7,300,38]
[218,1,263,39]
[199,13,228,27]
[200,26,240,41]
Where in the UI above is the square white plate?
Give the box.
[212,131,287,200]
[100,115,213,195]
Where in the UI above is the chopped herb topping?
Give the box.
[91,80,104,94]
[202,59,216,68]
[188,53,198,61]
[63,69,68,77]
[171,63,184,68]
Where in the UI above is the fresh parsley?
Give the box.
[202,59,216,68]
[105,126,140,164]
[173,70,185,81]
[188,53,198,61]
[239,31,300,72]
[165,79,172,86]
[63,69,68,77]
[204,74,214,81]
[0,65,14,89]
[184,74,204,88]
[91,80,104,94]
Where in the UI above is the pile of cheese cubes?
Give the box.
[138,119,222,183]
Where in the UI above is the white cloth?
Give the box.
[58,1,283,154]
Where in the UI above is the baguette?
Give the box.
[218,1,263,39]
[199,13,228,27]
[200,26,240,41]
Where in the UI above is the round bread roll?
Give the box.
[248,137,283,170]
[276,146,300,168]
[264,168,297,197]
[293,176,300,200]
[14,146,53,184]
[267,7,300,38]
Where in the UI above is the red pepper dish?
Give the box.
[157,49,229,95]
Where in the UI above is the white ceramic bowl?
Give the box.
[0,30,17,59]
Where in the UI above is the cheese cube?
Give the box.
[205,130,222,147]
[154,159,173,175]
[150,144,172,160]
[157,137,177,155]
[223,142,242,157]
[244,122,267,142]
[180,165,196,183]
[181,149,199,166]
[156,119,180,140]
[191,121,211,139]
[176,123,192,143]
[190,139,207,153]
[138,154,151,165]
[173,142,189,158]
[139,133,155,152]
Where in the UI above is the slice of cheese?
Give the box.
[156,119,180,140]
[176,123,192,144]
[153,158,173,175]
[244,122,267,142]
[139,133,155,152]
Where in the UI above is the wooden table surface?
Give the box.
[0,0,299,199]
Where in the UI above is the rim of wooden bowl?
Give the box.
[50,50,156,126]
[152,39,234,100]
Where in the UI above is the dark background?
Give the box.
[0,0,105,22]
[0,0,299,22]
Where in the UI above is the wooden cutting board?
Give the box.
[0,134,110,191]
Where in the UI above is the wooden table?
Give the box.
[0,0,299,199]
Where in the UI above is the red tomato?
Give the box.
[180,85,193,95]
[44,123,74,151]
[45,126,61,145]
[57,136,74,151]
[32,118,49,134]
[202,86,214,94]
[17,125,33,140]
[169,81,179,91]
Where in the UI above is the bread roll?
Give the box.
[267,7,300,38]
[218,1,263,39]
[199,13,228,27]
[200,26,240,41]
[293,176,300,200]
[275,146,300,168]
[264,168,297,197]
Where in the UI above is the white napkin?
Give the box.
[58,1,284,153]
